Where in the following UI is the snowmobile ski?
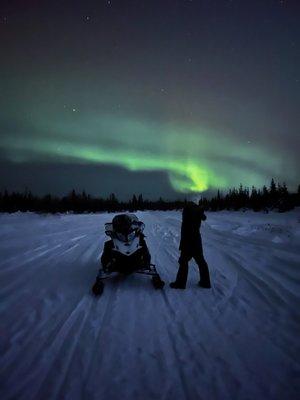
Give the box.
[152,274,165,289]
[92,278,104,296]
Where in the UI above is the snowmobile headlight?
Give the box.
[127,231,136,241]
[115,230,136,243]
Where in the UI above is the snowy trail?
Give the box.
[0,211,299,400]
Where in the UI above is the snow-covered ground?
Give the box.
[0,210,299,400]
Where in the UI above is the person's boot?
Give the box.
[169,281,186,289]
[198,279,211,289]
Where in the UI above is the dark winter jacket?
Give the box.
[179,204,206,252]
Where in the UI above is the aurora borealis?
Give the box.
[0,1,299,198]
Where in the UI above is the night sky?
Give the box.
[0,0,299,199]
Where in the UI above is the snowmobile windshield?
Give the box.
[113,214,131,231]
[112,214,142,242]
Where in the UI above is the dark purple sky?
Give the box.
[0,0,299,199]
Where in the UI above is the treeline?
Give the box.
[199,179,300,212]
[0,179,299,213]
[0,190,185,213]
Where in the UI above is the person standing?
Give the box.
[170,202,211,289]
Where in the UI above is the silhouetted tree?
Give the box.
[0,180,297,214]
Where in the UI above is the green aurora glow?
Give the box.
[1,113,282,193]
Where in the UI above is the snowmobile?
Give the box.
[92,213,165,296]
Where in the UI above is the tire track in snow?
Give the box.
[0,235,95,297]
[144,214,258,398]
[42,296,95,400]
[0,242,83,297]
[82,277,127,399]
[144,214,219,398]
[0,243,63,273]
[211,240,291,309]
[0,244,48,268]
[1,211,299,400]
[5,296,93,400]
[128,212,299,399]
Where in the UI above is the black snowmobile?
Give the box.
[92,213,165,296]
